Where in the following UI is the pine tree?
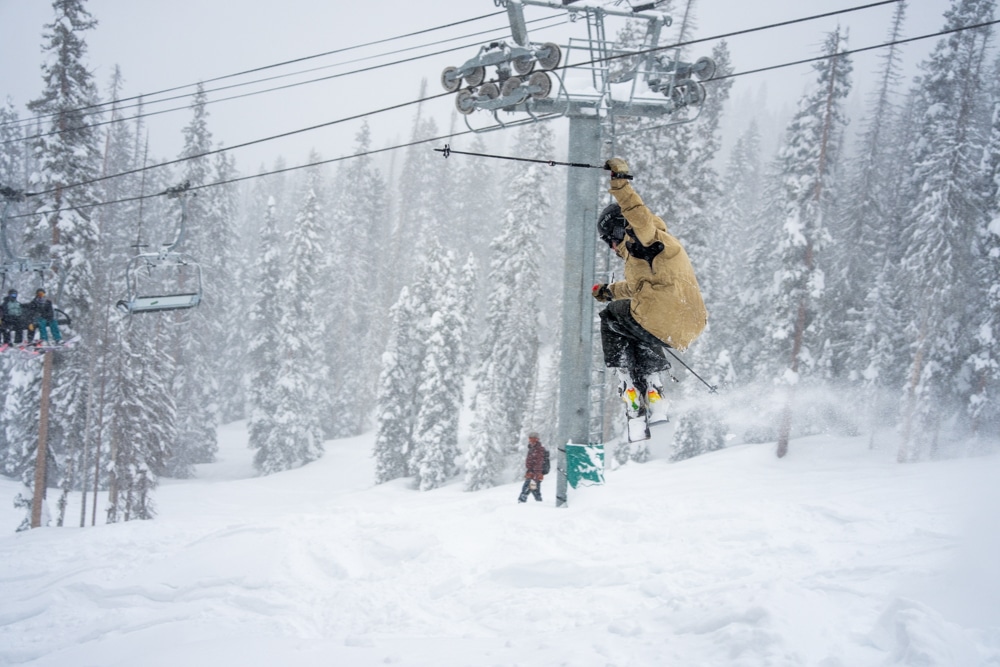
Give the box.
[252,161,326,474]
[207,149,243,423]
[389,84,444,293]
[25,0,103,512]
[670,406,726,462]
[966,53,1000,438]
[76,67,144,526]
[409,242,469,490]
[373,286,422,483]
[465,122,552,490]
[246,196,285,469]
[411,305,462,490]
[767,29,853,457]
[449,134,498,332]
[320,122,388,438]
[672,40,735,391]
[167,83,218,474]
[706,123,762,386]
[105,318,173,522]
[0,98,26,188]
[835,3,913,438]
[897,0,995,459]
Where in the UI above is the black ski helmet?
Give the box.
[597,202,626,248]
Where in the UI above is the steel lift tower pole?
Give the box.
[555,114,601,507]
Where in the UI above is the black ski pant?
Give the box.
[599,299,671,393]
[518,479,542,502]
[1,318,25,345]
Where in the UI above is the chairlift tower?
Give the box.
[440,0,717,507]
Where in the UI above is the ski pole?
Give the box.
[664,347,718,394]
[434,144,634,180]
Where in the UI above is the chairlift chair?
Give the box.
[116,181,203,316]
[115,249,203,315]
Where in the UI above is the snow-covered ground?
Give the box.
[2,422,999,666]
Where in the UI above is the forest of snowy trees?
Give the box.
[1,0,998,529]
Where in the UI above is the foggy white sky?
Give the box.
[0,0,956,175]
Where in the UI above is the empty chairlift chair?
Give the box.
[116,181,204,316]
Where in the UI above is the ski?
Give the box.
[627,412,651,442]
[621,385,651,442]
[18,335,81,355]
[646,386,669,425]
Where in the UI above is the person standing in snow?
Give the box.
[592,157,707,418]
[517,432,548,503]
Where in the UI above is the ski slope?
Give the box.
[1,422,998,666]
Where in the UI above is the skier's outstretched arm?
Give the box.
[605,158,668,245]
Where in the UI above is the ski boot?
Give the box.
[644,375,669,425]
[616,369,645,419]
[616,369,651,442]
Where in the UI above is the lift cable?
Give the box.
[2,15,570,145]
[2,0,902,144]
[563,0,905,71]
[8,6,990,212]
[1,9,507,131]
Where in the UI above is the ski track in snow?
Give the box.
[1,423,998,666]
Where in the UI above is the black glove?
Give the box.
[592,284,612,302]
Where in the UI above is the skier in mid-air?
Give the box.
[592,157,707,431]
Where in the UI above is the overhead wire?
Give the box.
[1,9,507,131]
[2,14,571,145]
[8,0,995,215]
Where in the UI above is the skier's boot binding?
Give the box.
[617,369,646,419]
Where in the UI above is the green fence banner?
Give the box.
[565,443,605,488]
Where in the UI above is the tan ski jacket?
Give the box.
[606,179,707,351]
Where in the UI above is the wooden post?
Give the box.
[31,351,54,528]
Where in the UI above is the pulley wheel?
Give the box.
[501,76,522,99]
[465,66,486,87]
[441,66,462,93]
[693,56,717,81]
[513,56,535,76]
[455,90,476,115]
[479,82,500,100]
[529,71,552,99]
[537,42,562,70]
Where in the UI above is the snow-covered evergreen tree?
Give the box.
[411,303,462,491]
[105,320,173,522]
[167,84,218,474]
[207,149,244,423]
[0,98,25,188]
[25,0,103,506]
[834,3,913,437]
[373,286,422,483]
[765,29,852,457]
[465,122,552,490]
[707,123,762,386]
[965,51,1000,439]
[389,83,445,293]
[670,406,727,462]
[320,122,388,438]
[897,0,995,459]
[246,195,285,469]
[252,161,326,474]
